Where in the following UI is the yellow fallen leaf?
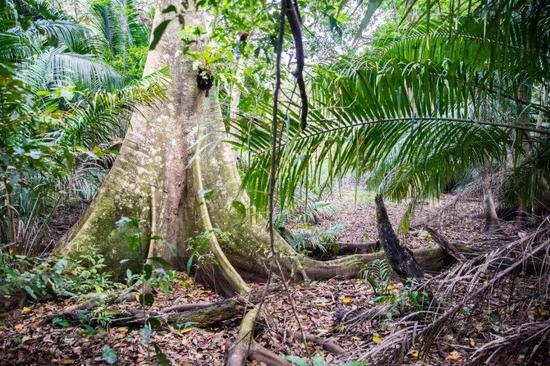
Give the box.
[21,307,32,315]
[180,327,193,334]
[409,350,419,358]
[14,323,24,331]
[116,327,128,334]
[446,351,462,362]
[342,296,353,304]
[372,335,383,344]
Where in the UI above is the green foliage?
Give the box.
[101,344,117,364]
[360,259,393,299]
[116,215,174,366]
[290,224,346,259]
[185,228,230,273]
[0,245,121,301]
[283,354,368,366]
[0,0,162,254]
[230,0,550,215]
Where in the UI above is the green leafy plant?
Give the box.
[360,259,393,300]
[116,215,174,366]
[289,224,346,260]
[101,344,117,365]
[185,228,230,273]
[283,354,368,366]
[0,244,120,302]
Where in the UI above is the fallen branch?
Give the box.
[44,284,140,322]
[358,220,550,364]
[288,331,345,354]
[469,319,550,365]
[424,226,467,262]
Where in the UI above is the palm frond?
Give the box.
[23,47,122,91]
[89,0,149,57]
[58,68,168,147]
[34,19,91,52]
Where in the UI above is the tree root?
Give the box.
[334,241,380,255]
[44,284,140,322]
[288,331,345,354]
[226,305,291,366]
[111,299,242,327]
[296,246,462,281]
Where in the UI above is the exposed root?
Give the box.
[334,241,380,255]
[193,157,250,297]
[288,331,345,354]
[298,246,459,280]
[226,305,291,366]
[249,346,292,366]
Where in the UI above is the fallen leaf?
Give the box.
[21,307,32,315]
[409,350,419,358]
[446,351,462,362]
[372,335,383,344]
[116,327,128,335]
[342,296,353,304]
[14,323,24,331]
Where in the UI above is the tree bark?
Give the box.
[375,194,424,278]
[482,171,499,232]
[483,185,499,232]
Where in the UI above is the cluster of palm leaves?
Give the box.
[230,0,550,217]
[0,0,165,253]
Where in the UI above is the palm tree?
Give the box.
[0,0,166,252]
[231,0,549,220]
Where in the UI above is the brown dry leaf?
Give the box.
[14,323,24,331]
[446,350,462,362]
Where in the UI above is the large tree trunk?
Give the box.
[57,0,252,296]
[56,1,457,297]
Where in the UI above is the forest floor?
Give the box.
[0,193,535,366]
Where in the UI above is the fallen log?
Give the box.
[110,299,242,327]
[334,241,380,255]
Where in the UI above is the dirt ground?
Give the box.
[0,194,537,365]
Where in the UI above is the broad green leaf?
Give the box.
[101,345,117,365]
[150,19,172,50]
